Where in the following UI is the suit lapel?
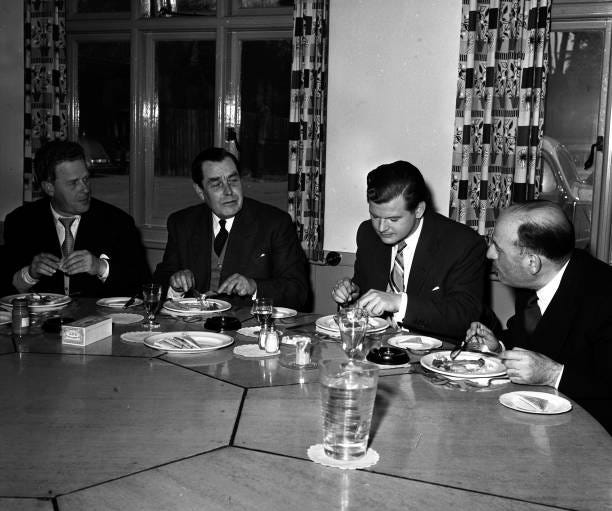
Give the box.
[223,201,257,273]
[190,206,213,290]
[407,213,436,294]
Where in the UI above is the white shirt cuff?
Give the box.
[97,255,110,281]
[554,365,564,389]
[166,286,184,300]
[393,292,408,323]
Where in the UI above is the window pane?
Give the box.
[77,0,129,13]
[147,0,216,16]
[154,40,216,224]
[238,39,291,211]
[543,30,602,249]
[77,41,130,213]
[239,0,293,8]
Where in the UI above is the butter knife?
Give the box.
[122,293,140,309]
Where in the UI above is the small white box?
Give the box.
[61,316,112,346]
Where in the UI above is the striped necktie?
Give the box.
[59,217,76,295]
[388,240,407,293]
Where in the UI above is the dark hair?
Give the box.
[34,140,85,185]
[191,147,240,187]
[366,160,430,211]
[510,201,575,263]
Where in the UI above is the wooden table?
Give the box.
[0,299,610,511]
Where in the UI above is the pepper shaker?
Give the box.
[12,298,30,335]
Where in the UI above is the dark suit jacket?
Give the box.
[504,249,612,434]
[154,198,310,310]
[353,210,487,340]
[3,197,151,297]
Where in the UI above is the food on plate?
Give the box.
[432,356,485,373]
[168,300,219,311]
[15,294,66,306]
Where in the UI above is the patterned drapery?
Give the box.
[450,0,551,236]
[24,0,68,200]
[288,0,329,262]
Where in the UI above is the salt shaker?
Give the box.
[12,298,30,335]
[264,323,280,353]
[295,337,311,366]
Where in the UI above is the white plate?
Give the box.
[315,315,388,334]
[499,391,572,415]
[388,334,442,350]
[144,331,234,353]
[0,311,11,325]
[96,297,143,308]
[420,350,506,378]
[162,298,231,314]
[108,313,144,325]
[272,307,297,319]
[0,293,71,312]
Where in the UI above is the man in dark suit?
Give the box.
[331,160,487,340]
[153,147,309,310]
[466,201,612,434]
[4,140,150,297]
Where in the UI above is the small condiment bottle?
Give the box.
[12,298,30,335]
[264,323,280,353]
[295,337,311,366]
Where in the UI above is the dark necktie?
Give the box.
[214,219,228,256]
[522,291,542,335]
[388,241,407,293]
[60,217,76,258]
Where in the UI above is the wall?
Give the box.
[0,2,24,239]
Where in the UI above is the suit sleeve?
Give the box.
[153,213,183,292]
[251,213,310,310]
[402,233,487,340]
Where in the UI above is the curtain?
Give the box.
[288,0,329,262]
[24,0,68,200]
[450,0,551,236]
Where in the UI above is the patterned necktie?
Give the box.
[59,217,76,258]
[522,291,542,335]
[214,219,228,256]
[388,241,407,293]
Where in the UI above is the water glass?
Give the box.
[319,359,379,460]
[142,283,161,329]
[335,307,369,360]
[251,297,273,349]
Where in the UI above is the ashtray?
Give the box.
[204,315,241,332]
[42,316,75,334]
[366,346,410,365]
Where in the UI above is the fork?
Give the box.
[450,336,469,360]
[191,289,206,311]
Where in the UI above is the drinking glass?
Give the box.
[335,307,369,360]
[142,283,162,329]
[319,359,379,460]
[251,297,273,349]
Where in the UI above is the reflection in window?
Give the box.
[240,0,293,7]
[77,0,129,13]
[147,0,216,16]
[153,40,216,222]
[77,42,130,212]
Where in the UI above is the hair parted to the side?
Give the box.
[508,200,575,263]
[34,140,86,186]
[366,160,431,211]
[191,147,240,187]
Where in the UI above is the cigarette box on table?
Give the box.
[61,315,112,346]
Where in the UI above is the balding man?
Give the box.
[467,201,612,434]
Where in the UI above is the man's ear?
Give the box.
[192,182,205,201]
[415,201,426,219]
[41,180,54,197]
[526,253,542,275]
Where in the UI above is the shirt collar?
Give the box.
[50,204,81,224]
[536,258,570,314]
[396,216,424,253]
[212,213,235,231]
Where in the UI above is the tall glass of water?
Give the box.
[142,283,161,330]
[251,297,273,349]
[336,307,369,360]
[319,359,379,460]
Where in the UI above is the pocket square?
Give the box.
[431,286,440,292]
[258,252,267,258]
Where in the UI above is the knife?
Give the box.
[122,294,140,309]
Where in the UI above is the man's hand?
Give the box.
[218,273,257,297]
[465,321,501,352]
[501,348,563,387]
[60,250,103,276]
[357,289,401,317]
[169,269,196,293]
[29,253,62,279]
[331,278,360,304]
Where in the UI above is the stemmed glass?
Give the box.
[335,307,369,361]
[251,297,273,349]
[142,283,162,330]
